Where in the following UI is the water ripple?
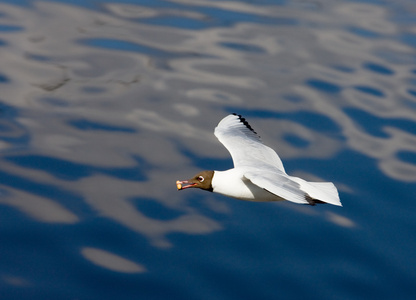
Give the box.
[0,101,29,147]
[306,79,342,94]
[354,85,385,97]
[0,168,88,219]
[81,247,146,273]
[219,41,266,53]
[133,197,185,221]
[0,73,9,83]
[284,134,310,148]
[0,24,23,32]
[4,154,148,181]
[1,0,416,298]
[141,7,297,29]
[80,38,175,57]
[348,26,382,39]
[68,119,136,133]
[363,62,394,75]
[397,151,416,166]
[344,108,416,138]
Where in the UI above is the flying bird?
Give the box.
[176,113,342,206]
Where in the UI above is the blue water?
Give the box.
[1,0,416,299]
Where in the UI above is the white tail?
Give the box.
[291,177,342,206]
[307,182,342,206]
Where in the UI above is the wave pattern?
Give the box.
[0,0,416,299]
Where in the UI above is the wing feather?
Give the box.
[244,170,309,204]
[214,114,285,171]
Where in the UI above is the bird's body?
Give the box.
[212,168,282,202]
[177,114,342,207]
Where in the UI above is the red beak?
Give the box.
[176,180,197,190]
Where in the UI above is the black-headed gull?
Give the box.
[176,113,342,206]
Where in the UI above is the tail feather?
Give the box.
[307,182,342,206]
[308,182,339,198]
[291,177,342,206]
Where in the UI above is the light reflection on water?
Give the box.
[0,0,416,299]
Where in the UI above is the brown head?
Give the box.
[176,170,214,192]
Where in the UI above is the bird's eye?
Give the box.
[197,176,204,182]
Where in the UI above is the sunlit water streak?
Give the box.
[0,0,416,299]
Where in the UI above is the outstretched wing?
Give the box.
[214,114,285,171]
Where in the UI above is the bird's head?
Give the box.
[176,170,214,192]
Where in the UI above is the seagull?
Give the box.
[176,113,342,206]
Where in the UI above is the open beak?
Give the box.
[176,180,197,190]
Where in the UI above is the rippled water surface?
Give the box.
[1,0,416,299]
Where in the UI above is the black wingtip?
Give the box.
[231,113,258,135]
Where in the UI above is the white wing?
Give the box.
[214,114,285,171]
[244,169,309,204]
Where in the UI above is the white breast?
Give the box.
[211,169,284,202]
